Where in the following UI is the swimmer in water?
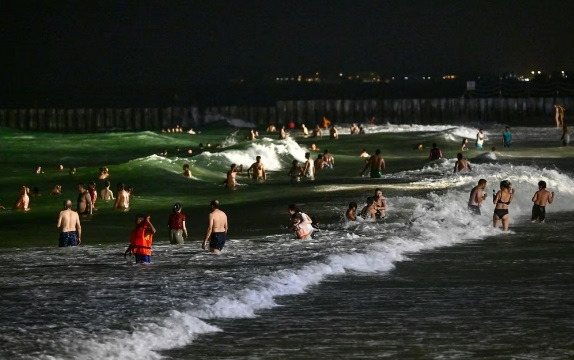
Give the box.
[454,153,472,173]
[373,188,387,218]
[346,202,358,221]
[183,164,192,178]
[202,200,228,254]
[493,180,514,231]
[361,149,385,178]
[531,180,555,223]
[13,185,30,211]
[288,160,303,183]
[247,156,266,181]
[225,164,243,189]
[468,179,488,215]
[57,199,81,247]
[288,204,314,240]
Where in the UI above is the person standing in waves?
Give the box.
[77,183,92,215]
[125,215,156,264]
[531,181,555,223]
[247,156,266,181]
[468,179,488,215]
[493,180,514,231]
[57,199,81,247]
[361,149,385,178]
[168,203,188,244]
[202,200,228,254]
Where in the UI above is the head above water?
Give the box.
[173,202,182,212]
[500,180,511,189]
[210,200,220,209]
[63,199,72,209]
[288,204,300,214]
[538,180,547,188]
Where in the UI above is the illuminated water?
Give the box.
[0,124,573,359]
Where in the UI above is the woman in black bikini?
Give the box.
[493,180,515,231]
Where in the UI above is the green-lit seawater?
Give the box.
[1,123,573,359]
[0,125,476,247]
[2,124,572,248]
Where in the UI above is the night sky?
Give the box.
[2,0,573,91]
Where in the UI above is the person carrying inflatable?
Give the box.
[124,214,156,264]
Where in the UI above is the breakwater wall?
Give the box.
[1,97,572,132]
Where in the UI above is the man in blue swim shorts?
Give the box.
[209,232,227,251]
[57,199,81,247]
[202,200,228,254]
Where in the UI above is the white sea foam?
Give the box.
[68,159,574,360]
[333,123,564,145]
[191,137,307,172]
[57,312,220,360]
[220,130,240,147]
[203,113,256,128]
[121,137,307,177]
[8,128,574,360]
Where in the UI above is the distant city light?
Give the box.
[272,69,565,84]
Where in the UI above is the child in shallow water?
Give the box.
[346,202,358,221]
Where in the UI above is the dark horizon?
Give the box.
[2,1,573,106]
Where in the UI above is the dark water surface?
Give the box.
[1,124,574,359]
[173,217,574,359]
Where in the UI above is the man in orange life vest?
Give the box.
[125,214,156,264]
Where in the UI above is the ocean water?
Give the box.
[0,124,573,359]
